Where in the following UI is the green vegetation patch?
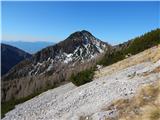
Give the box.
[99,29,160,66]
[70,67,95,86]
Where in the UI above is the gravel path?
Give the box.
[3,60,160,120]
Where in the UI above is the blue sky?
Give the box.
[2,1,159,45]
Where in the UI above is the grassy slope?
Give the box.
[104,80,160,120]
[95,45,160,79]
[98,29,160,66]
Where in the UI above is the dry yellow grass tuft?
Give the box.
[103,80,160,120]
[141,105,160,120]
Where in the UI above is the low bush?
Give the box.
[70,67,95,86]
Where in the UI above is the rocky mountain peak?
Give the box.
[65,30,96,45]
[3,30,111,80]
[32,30,110,63]
[51,30,110,63]
[67,30,92,39]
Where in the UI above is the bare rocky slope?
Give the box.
[2,45,160,120]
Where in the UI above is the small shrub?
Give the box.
[70,68,95,86]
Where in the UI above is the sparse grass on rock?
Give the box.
[103,80,160,120]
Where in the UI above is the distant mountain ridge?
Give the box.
[1,43,31,76]
[3,30,110,79]
[1,41,54,54]
[32,30,109,63]
[2,30,111,102]
[2,29,159,104]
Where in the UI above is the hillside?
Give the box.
[98,29,160,66]
[69,29,160,86]
[1,44,31,76]
[95,42,160,79]
[2,45,160,120]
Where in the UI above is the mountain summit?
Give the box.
[32,30,109,64]
[2,30,111,102]
[3,30,110,79]
[18,30,110,76]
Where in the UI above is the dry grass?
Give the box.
[102,80,160,120]
[94,45,160,79]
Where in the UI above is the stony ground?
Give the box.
[2,46,160,120]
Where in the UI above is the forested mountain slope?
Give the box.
[1,43,31,76]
